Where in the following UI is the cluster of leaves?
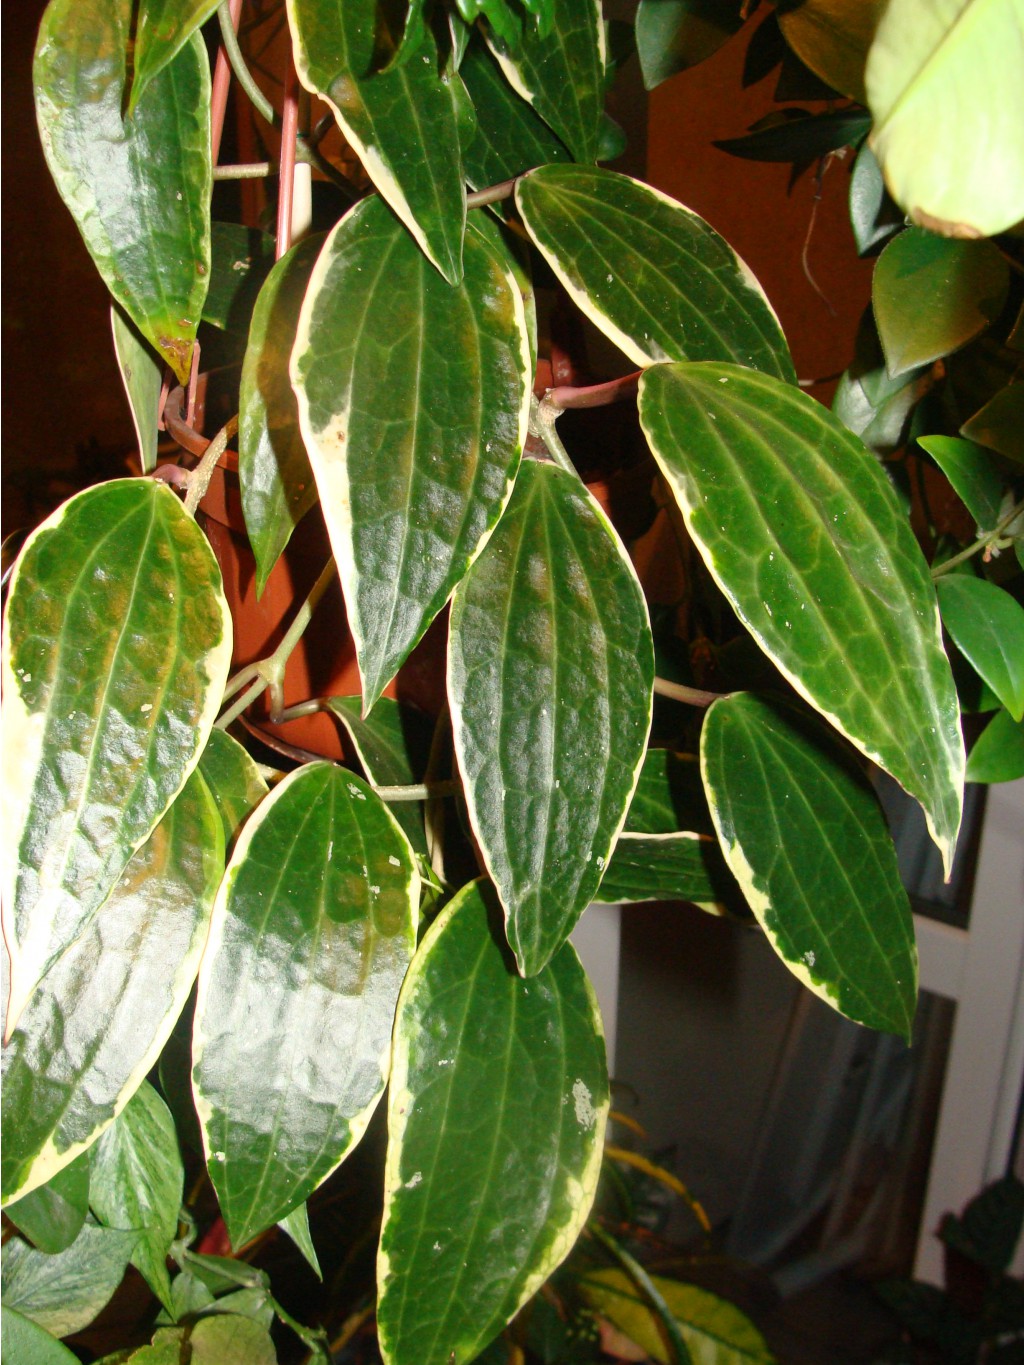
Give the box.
[2,0,1023,1361]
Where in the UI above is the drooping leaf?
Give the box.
[449,460,654,974]
[1,771,223,1205]
[192,763,419,1248]
[278,1204,322,1280]
[288,0,466,283]
[579,1267,775,1365]
[966,708,1024,783]
[865,0,1024,238]
[459,38,571,189]
[1,1227,138,1339]
[937,577,1024,723]
[1,1307,80,1364]
[377,880,609,1365]
[90,1082,184,1311]
[848,142,903,256]
[198,729,270,851]
[961,385,1024,466]
[635,0,743,91]
[325,697,435,856]
[202,224,277,333]
[239,235,324,594]
[872,229,1009,379]
[776,0,886,103]
[130,1,222,110]
[111,307,163,475]
[292,197,530,711]
[4,1154,91,1255]
[639,362,964,875]
[714,108,870,163]
[484,0,606,163]
[516,166,795,380]
[1,479,231,1036]
[34,4,211,382]
[917,436,1004,533]
[702,694,917,1036]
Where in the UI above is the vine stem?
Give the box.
[546,370,642,411]
[652,677,725,708]
[210,0,243,164]
[588,1223,693,1365]
[529,395,577,476]
[276,54,300,258]
[218,0,276,124]
[182,414,239,517]
[466,176,518,209]
[931,496,1024,579]
[214,161,273,180]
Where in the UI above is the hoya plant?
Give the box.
[2,0,1023,1360]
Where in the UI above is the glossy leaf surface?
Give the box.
[240,235,323,594]
[917,437,1003,532]
[848,143,902,256]
[292,198,530,710]
[702,694,917,1036]
[4,1155,90,1255]
[90,1082,183,1310]
[111,308,162,474]
[203,224,277,333]
[288,0,466,283]
[866,0,1024,237]
[1,1308,80,1364]
[460,39,570,188]
[1,771,223,1204]
[132,0,221,110]
[966,709,1024,783]
[639,362,964,875]
[192,763,419,1248]
[635,0,743,90]
[484,0,605,163]
[516,166,795,379]
[377,881,609,1365]
[34,4,210,382]
[873,229,1009,379]
[2,479,231,1035]
[1,1227,138,1339]
[449,460,654,975]
[937,577,1024,723]
[198,729,269,850]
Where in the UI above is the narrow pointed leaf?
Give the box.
[377,880,609,1365]
[484,0,606,163]
[240,235,324,594]
[714,109,870,163]
[198,729,270,851]
[288,0,466,283]
[292,198,530,711]
[1,1227,138,1339]
[639,362,963,875]
[131,1,221,111]
[937,576,1024,723]
[866,0,1024,238]
[635,0,744,91]
[516,166,795,379]
[701,694,917,1037]
[966,709,1024,783]
[918,436,1004,532]
[1,771,223,1204]
[448,460,654,975]
[192,763,419,1249]
[1,1308,80,1364]
[90,1082,184,1311]
[459,38,570,189]
[2,480,231,1034]
[873,229,1009,379]
[278,1204,322,1280]
[34,5,211,381]
[4,1154,91,1255]
[111,307,162,474]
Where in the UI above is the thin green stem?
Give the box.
[375,780,461,802]
[216,677,267,732]
[218,0,277,125]
[931,497,1024,579]
[183,414,239,516]
[653,676,725,708]
[529,395,578,477]
[588,1223,693,1365]
[213,161,274,180]
[466,176,518,209]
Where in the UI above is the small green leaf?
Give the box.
[484,0,606,163]
[292,197,530,711]
[198,729,269,851]
[639,362,964,876]
[192,763,419,1248]
[189,1314,278,1365]
[848,142,902,256]
[2,771,223,1204]
[202,224,277,333]
[111,308,163,475]
[1,1307,81,1363]
[917,436,1004,532]
[961,385,1024,466]
[873,229,1009,379]
[4,1154,91,1255]
[701,694,917,1037]
[131,1,221,111]
[377,880,609,1365]
[1,480,231,1033]
[516,166,795,380]
[449,460,654,975]
[459,38,571,188]
[90,1082,184,1312]
[34,4,211,381]
[240,234,324,594]
[714,109,870,163]
[278,1203,322,1280]
[966,708,1024,783]
[288,0,466,283]
[635,0,743,91]
[937,576,1024,723]
[1,1227,138,1339]
[866,0,1024,238]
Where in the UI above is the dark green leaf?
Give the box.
[111,308,163,475]
[278,1204,322,1280]
[966,708,1024,784]
[193,763,419,1248]
[937,576,1024,722]
[917,436,1004,532]
[848,141,903,255]
[635,0,743,90]
[198,729,269,852]
[377,880,609,1365]
[449,460,654,975]
[289,0,466,283]
[873,228,1009,379]
[701,694,917,1036]
[1,1227,138,1339]
[292,197,530,710]
[940,1175,1024,1275]
[1,480,231,1032]
[34,5,211,382]
[961,385,1024,466]
[516,165,795,379]
[202,224,277,333]
[239,234,324,593]
[639,362,964,875]
[189,1314,277,1365]
[1,1307,80,1363]
[714,108,870,162]
[2,772,223,1204]
[4,1155,91,1255]
[131,1,221,110]
[459,38,571,189]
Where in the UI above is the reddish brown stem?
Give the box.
[210,0,243,166]
[545,370,642,411]
[276,57,300,260]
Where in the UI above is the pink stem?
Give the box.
[276,57,300,260]
[210,0,244,167]
[546,370,642,411]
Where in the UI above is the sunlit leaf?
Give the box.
[1,479,231,1035]
[34,3,211,381]
[1,1227,138,1339]
[460,38,570,188]
[131,0,221,110]
[198,729,269,851]
[635,0,743,91]
[292,198,530,711]
[937,576,1024,723]
[192,763,419,1248]
[3,1154,90,1255]
[449,460,654,975]
[917,436,1004,533]
[516,166,795,379]
[639,362,964,874]
[377,881,609,1365]
[777,0,885,103]
[111,307,162,475]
